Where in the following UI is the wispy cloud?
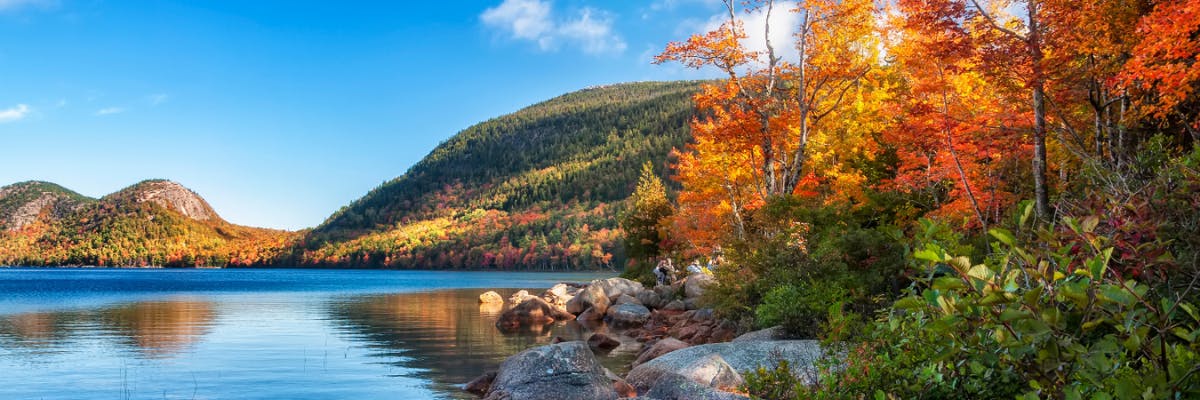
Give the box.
[147,93,169,106]
[0,0,58,13]
[481,0,626,55]
[0,104,31,123]
[95,107,125,116]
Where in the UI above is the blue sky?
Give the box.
[0,0,727,230]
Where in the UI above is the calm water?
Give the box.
[0,268,636,399]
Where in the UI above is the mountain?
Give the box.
[0,179,296,267]
[0,181,95,231]
[299,81,701,269]
[0,80,701,269]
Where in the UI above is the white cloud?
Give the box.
[95,107,125,116]
[481,0,553,43]
[481,0,626,55]
[0,0,57,12]
[557,8,626,54]
[0,104,31,123]
[147,93,169,106]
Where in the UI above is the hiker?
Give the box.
[653,258,675,286]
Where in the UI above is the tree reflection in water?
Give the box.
[0,298,216,358]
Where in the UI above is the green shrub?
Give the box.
[793,209,1200,399]
[756,283,848,338]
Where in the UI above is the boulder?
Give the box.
[633,337,690,367]
[732,326,788,342]
[636,290,663,309]
[484,341,618,400]
[566,284,610,315]
[625,341,823,394]
[587,333,621,352]
[577,306,605,321]
[663,300,686,312]
[643,373,750,400]
[495,297,574,331]
[685,273,716,299]
[541,284,575,307]
[614,294,641,306]
[480,291,505,304]
[655,284,680,300]
[591,277,645,299]
[606,303,652,327]
[509,290,536,304]
[465,371,497,396]
[684,298,701,311]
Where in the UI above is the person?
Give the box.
[686,259,703,274]
[654,258,675,286]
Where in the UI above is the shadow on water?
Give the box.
[324,288,639,397]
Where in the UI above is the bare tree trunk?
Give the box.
[1029,1,1052,220]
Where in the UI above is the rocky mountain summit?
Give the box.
[105,180,220,222]
[0,181,93,231]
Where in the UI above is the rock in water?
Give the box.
[587,333,621,352]
[508,290,536,304]
[541,283,574,307]
[483,341,618,400]
[606,303,651,327]
[480,291,505,304]
[465,371,497,396]
[495,297,574,331]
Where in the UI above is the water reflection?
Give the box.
[325,289,638,397]
[0,298,216,358]
[99,300,216,357]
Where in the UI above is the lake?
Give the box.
[0,268,634,399]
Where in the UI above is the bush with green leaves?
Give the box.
[784,204,1200,399]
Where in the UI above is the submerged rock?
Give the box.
[483,341,618,400]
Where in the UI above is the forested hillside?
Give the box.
[299,81,701,269]
[0,180,296,267]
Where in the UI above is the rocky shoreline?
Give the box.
[467,275,821,400]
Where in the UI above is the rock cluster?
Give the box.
[471,274,822,399]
